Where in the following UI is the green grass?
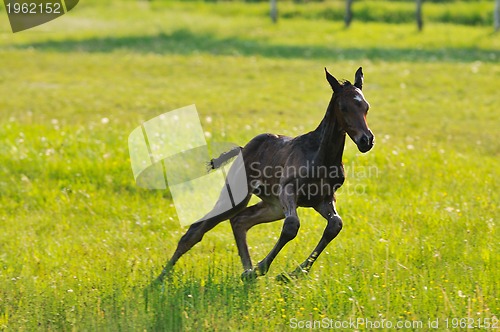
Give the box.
[0,2,499,331]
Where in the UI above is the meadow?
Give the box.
[0,1,499,330]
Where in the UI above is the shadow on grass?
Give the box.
[17,29,500,62]
[142,273,259,331]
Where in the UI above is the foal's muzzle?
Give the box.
[357,132,374,153]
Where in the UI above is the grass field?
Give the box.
[0,1,499,330]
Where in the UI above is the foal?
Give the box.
[155,67,374,282]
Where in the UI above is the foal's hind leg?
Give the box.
[277,198,342,282]
[153,219,221,283]
[154,195,251,284]
[241,186,300,280]
[230,201,284,273]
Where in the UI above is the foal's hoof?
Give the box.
[276,272,294,283]
[145,267,173,294]
[276,269,309,283]
[241,269,258,282]
[145,274,168,293]
[143,278,165,308]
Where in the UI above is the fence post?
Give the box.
[345,0,353,28]
[270,0,278,23]
[416,0,423,31]
[495,0,500,31]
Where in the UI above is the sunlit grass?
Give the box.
[0,1,498,330]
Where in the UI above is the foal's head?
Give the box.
[325,67,374,153]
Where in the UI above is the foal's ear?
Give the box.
[354,67,363,90]
[325,67,342,93]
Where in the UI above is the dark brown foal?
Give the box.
[154,67,374,283]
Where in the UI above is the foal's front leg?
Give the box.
[277,198,342,281]
[241,184,300,281]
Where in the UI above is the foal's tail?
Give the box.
[207,146,243,171]
[193,145,248,225]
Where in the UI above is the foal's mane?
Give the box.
[340,80,352,87]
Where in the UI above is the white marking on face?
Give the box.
[353,88,370,108]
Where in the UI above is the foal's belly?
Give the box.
[251,176,344,208]
[295,177,343,207]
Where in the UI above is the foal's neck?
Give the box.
[313,96,346,166]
